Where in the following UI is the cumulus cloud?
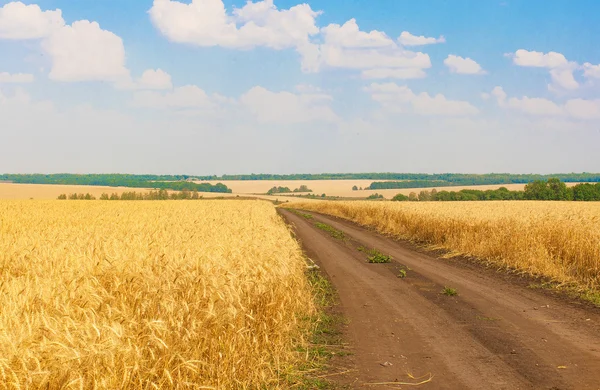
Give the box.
[509,49,579,90]
[507,96,564,116]
[137,69,173,90]
[365,83,478,116]
[0,72,34,83]
[564,99,600,120]
[0,1,64,39]
[149,0,431,77]
[132,85,220,109]
[490,86,600,120]
[397,31,445,46]
[41,20,129,82]
[320,19,393,48]
[491,86,507,106]
[583,63,600,79]
[240,86,338,124]
[149,0,320,49]
[444,55,486,75]
[361,68,427,80]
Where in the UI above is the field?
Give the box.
[0,200,314,389]
[0,183,154,200]
[202,180,551,198]
[286,201,600,291]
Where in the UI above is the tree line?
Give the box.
[195,172,600,182]
[367,174,600,190]
[266,185,313,194]
[58,190,207,201]
[1,174,232,193]
[390,179,600,202]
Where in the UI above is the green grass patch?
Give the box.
[286,264,347,389]
[291,209,315,220]
[358,246,392,263]
[315,222,346,240]
[442,286,458,296]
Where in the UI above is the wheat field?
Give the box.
[0,200,314,389]
[286,201,600,290]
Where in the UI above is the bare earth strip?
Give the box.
[279,209,600,389]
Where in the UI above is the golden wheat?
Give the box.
[287,201,600,290]
[0,200,314,389]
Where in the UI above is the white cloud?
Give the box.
[132,85,219,109]
[0,86,32,105]
[491,86,507,106]
[564,99,600,120]
[361,68,426,80]
[0,72,34,83]
[490,86,600,120]
[583,63,600,79]
[511,49,568,68]
[397,31,445,46]
[0,1,64,40]
[149,0,320,50]
[366,83,479,116]
[321,19,393,48]
[509,49,579,90]
[444,55,486,75]
[305,44,431,72]
[41,20,129,82]
[507,96,565,116]
[149,1,431,77]
[240,86,338,124]
[481,92,490,100]
[137,69,173,90]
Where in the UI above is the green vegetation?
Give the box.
[391,193,409,201]
[174,172,600,182]
[397,269,407,278]
[358,247,392,263]
[294,185,313,193]
[58,190,204,201]
[442,287,458,296]
[366,173,600,190]
[0,174,231,193]
[59,193,96,200]
[291,266,344,389]
[291,210,314,220]
[267,186,292,194]
[315,223,346,240]
[393,179,600,202]
[366,193,384,200]
[267,185,314,195]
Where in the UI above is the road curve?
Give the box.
[279,208,600,390]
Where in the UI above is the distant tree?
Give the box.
[100,193,109,200]
[408,192,418,201]
[57,194,67,200]
[392,193,409,201]
[418,190,432,201]
[367,193,384,200]
[352,185,359,191]
[293,185,312,193]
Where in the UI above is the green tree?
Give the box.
[392,193,409,201]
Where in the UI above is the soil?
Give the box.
[279,209,600,390]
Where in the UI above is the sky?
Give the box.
[1,0,599,175]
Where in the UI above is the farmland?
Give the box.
[285,201,600,292]
[0,200,314,388]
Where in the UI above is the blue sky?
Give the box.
[1,0,599,175]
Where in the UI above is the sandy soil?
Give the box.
[280,209,600,389]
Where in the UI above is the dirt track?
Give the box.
[279,209,600,390]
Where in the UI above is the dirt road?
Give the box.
[279,209,600,389]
